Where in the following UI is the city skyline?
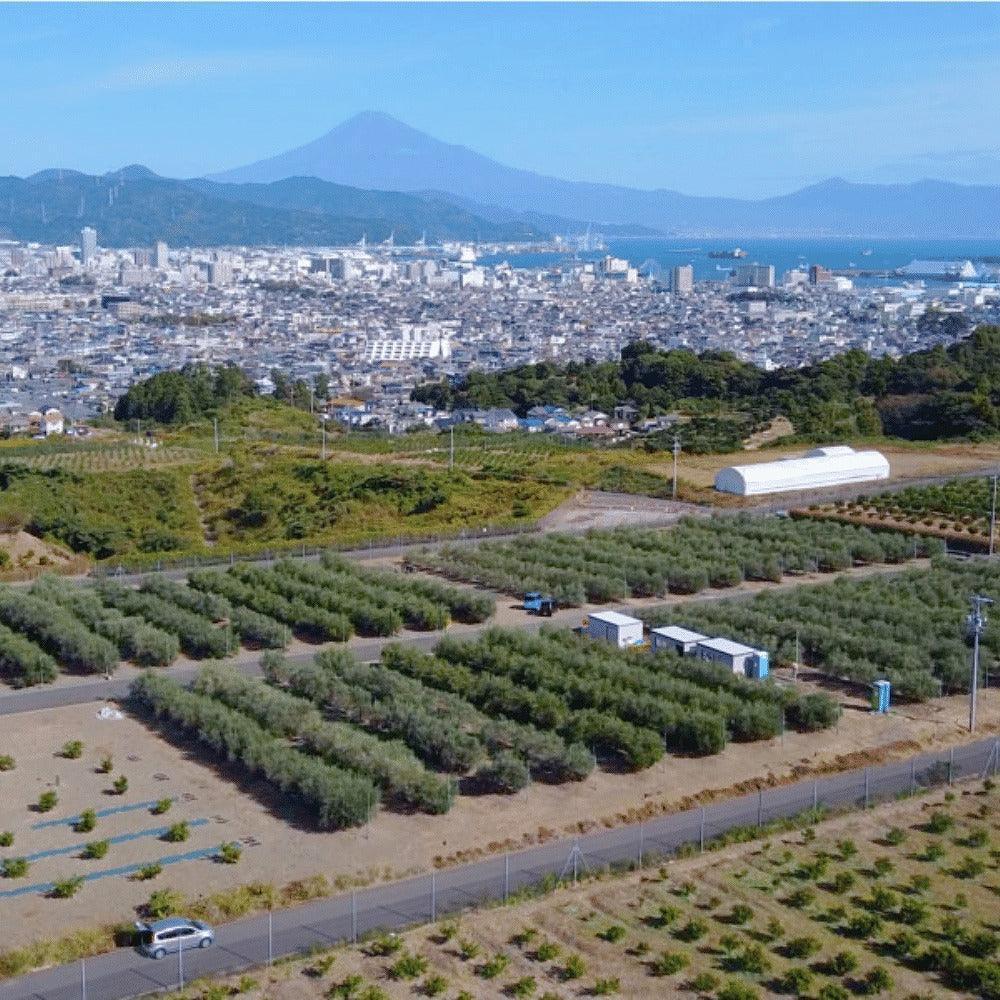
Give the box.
[2,3,999,198]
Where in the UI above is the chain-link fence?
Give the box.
[11,737,999,1000]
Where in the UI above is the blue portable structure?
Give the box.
[872,679,891,713]
[749,650,770,679]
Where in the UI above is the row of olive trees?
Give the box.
[410,516,941,604]
[268,649,594,789]
[98,581,234,658]
[0,620,58,686]
[193,663,452,813]
[0,588,118,674]
[31,577,179,667]
[188,570,351,643]
[130,673,376,829]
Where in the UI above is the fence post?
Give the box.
[864,768,870,809]
[699,807,705,853]
[81,958,86,1000]
[948,747,954,785]
[812,780,818,812]
[267,908,273,967]
[910,759,916,796]
[638,823,644,868]
[994,739,999,777]
[430,871,436,922]
[351,891,357,944]
[504,853,510,902]
[757,787,763,827]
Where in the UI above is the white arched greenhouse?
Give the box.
[714,446,890,496]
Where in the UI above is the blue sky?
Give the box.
[2,3,998,197]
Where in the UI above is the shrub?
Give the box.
[423,974,449,996]
[51,876,84,898]
[599,925,627,943]
[836,838,857,860]
[145,887,183,918]
[817,986,849,1000]
[475,751,531,794]
[151,798,172,815]
[952,854,986,878]
[83,840,109,860]
[777,967,813,996]
[132,863,163,881]
[37,790,58,812]
[98,754,114,774]
[784,936,821,959]
[508,976,536,997]
[783,887,815,909]
[728,903,754,925]
[592,978,620,995]
[388,952,428,980]
[112,775,129,795]
[649,950,689,976]
[926,811,953,834]
[164,821,189,843]
[478,953,510,979]
[0,830,11,846]
[860,966,893,995]
[675,918,709,942]
[726,943,769,975]
[690,971,719,992]
[716,981,759,1000]
[534,940,560,962]
[0,754,14,770]
[823,951,858,976]
[2,857,29,878]
[884,826,906,846]
[75,809,97,833]
[872,857,894,879]
[61,740,84,759]
[831,871,855,894]
[561,954,586,979]
[458,939,480,961]
[218,841,242,864]
[844,912,882,938]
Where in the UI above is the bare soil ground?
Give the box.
[1,679,995,951]
[536,491,704,532]
[173,780,998,1000]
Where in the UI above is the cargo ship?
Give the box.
[708,248,748,259]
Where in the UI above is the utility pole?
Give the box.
[213,417,219,454]
[990,475,997,557]
[967,594,993,732]
[449,425,455,471]
[672,436,680,500]
[321,422,326,461]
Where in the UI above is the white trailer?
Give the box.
[696,637,761,676]
[587,611,644,648]
[650,625,707,655]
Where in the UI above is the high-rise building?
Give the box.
[80,227,98,265]
[670,265,694,294]
[809,264,833,285]
[207,261,232,286]
[133,248,151,267]
[734,263,775,289]
[154,241,169,269]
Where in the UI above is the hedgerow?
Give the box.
[0,621,58,686]
[130,673,375,828]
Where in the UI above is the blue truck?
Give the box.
[523,591,557,616]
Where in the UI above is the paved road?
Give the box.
[6,736,997,1000]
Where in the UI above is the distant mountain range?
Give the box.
[0,167,547,248]
[209,111,1000,238]
[4,111,1000,246]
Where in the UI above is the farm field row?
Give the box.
[94,779,1000,1000]
[802,477,998,549]
[129,628,841,829]
[407,517,940,606]
[0,559,493,688]
[641,556,1000,703]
